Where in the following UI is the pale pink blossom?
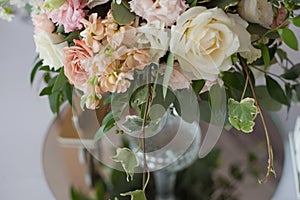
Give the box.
[160,62,191,90]
[121,48,150,71]
[46,0,88,33]
[129,0,188,26]
[100,65,133,93]
[63,40,94,91]
[32,13,55,34]
[80,13,105,53]
[103,11,136,48]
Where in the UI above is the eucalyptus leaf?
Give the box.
[39,86,53,96]
[162,53,174,99]
[228,98,258,133]
[255,86,282,111]
[111,0,136,25]
[30,59,43,84]
[52,68,68,93]
[278,28,299,51]
[265,75,289,105]
[121,189,147,200]
[112,148,139,182]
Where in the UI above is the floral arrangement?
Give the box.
[2,0,300,198]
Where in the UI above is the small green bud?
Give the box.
[44,0,66,11]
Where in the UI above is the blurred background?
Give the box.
[1,13,300,200]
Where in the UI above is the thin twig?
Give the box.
[238,54,276,183]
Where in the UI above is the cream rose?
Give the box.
[34,31,68,70]
[170,7,252,80]
[136,22,170,63]
[238,0,274,28]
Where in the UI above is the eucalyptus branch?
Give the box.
[249,65,290,84]
[238,54,276,184]
[140,66,152,188]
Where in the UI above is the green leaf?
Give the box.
[112,148,139,182]
[130,85,148,109]
[281,63,300,80]
[294,84,300,101]
[48,91,60,114]
[255,86,282,111]
[259,43,270,70]
[278,28,299,50]
[265,75,289,105]
[30,59,43,84]
[206,0,239,10]
[162,53,174,99]
[291,15,300,27]
[111,0,136,25]
[122,115,145,133]
[39,86,53,96]
[63,83,73,105]
[228,98,258,133]
[52,68,68,93]
[192,80,205,95]
[276,48,287,62]
[121,190,147,200]
[247,23,279,39]
[58,30,80,44]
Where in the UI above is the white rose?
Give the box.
[170,7,252,80]
[136,22,170,63]
[34,31,68,70]
[238,0,274,28]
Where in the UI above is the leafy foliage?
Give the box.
[228,98,258,133]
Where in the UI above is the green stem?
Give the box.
[241,75,249,101]
[141,66,152,188]
[250,65,290,84]
[238,54,276,184]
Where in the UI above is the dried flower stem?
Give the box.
[238,54,276,183]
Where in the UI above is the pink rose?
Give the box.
[46,0,88,33]
[130,0,188,26]
[63,40,94,91]
[32,13,55,34]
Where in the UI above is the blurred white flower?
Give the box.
[0,7,14,21]
[87,0,110,8]
[34,31,68,70]
[238,0,274,28]
[10,0,25,8]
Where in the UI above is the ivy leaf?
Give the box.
[228,98,258,133]
[111,0,136,25]
[206,0,239,10]
[192,80,205,95]
[121,190,147,200]
[281,63,300,80]
[247,23,279,39]
[278,28,299,50]
[112,148,139,182]
[265,75,289,105]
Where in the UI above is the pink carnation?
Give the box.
[46,0,88,33]
[129,0,188,26]
[63,40,94,91]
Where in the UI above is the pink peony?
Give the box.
[46,0,88,33]
[129,0,188,26]
[32,13,55,34]
[63,39,94,91]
